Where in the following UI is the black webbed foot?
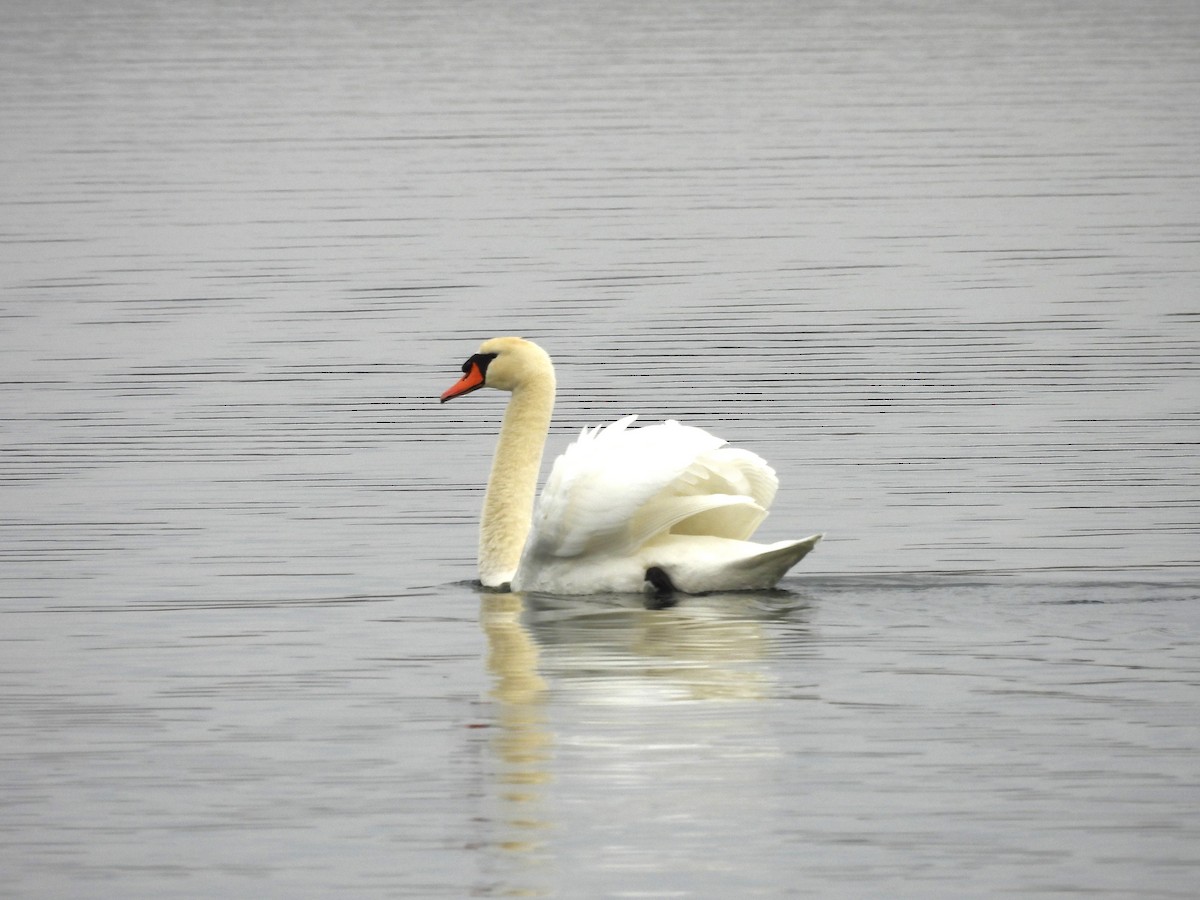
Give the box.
[644,566,677,609]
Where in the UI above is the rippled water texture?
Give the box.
[2,0,1198,896]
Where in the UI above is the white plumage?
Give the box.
[440,338,821,595]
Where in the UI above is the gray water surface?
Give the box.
[2,1,1199,896]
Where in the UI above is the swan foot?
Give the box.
[644,567,678,610]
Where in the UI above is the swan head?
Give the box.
[440,336,553,402]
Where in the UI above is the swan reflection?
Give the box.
[520,591,809,702]
[485,590,809,705]
[477,588,813,884]
[480,593,553,860]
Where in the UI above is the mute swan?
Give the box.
[440,337,821,595]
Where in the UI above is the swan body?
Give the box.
[440,337,821,595]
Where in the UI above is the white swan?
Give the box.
[440,337,821,595]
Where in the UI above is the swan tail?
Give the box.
[727,534,824,589]
[644,532,823,593]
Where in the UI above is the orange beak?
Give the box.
[440,359,487,402]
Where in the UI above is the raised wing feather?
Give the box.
[526,416,779,560]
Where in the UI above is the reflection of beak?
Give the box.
[440,360,487,402]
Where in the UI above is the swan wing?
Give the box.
[526,416,780,560]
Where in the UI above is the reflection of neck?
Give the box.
[482,593,547,703]
[481,593,551,853]
[479,374,555,588]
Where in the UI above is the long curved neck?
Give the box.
[479,371,555,588]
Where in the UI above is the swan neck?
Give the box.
[479,375,554,587]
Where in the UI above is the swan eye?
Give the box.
[463,352,498,376]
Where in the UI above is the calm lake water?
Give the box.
[2,0,1199,896]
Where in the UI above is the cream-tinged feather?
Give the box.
[474,337,556,588]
